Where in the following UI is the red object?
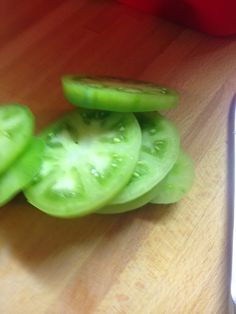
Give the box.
[119,0,236,36]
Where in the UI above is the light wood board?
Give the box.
[0,1,235,313]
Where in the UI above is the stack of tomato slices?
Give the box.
[0,76,194,218]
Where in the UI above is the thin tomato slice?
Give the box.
[24,109,141,218]
[62,75,179,112]
[0,104,34,175]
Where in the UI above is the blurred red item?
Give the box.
[119,0,236,36]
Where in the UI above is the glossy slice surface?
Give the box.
[0,137,44,206]
[24,109,141,218]
[151,149,194,204]
[111,112,180,205]
[0,104,34,174]
[62,75,179,112]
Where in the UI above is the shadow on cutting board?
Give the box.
[0,194,172,286]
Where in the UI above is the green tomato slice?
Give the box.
[110,112,180,205]
[0,104,34,174]
[98,149,194,214]
[62,75,179,112]
[24,109,142,218]
[98,188,156,214]
[151,149,194,204]
[0,137,45,206]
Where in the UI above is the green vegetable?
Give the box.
[98,149,194,214]
[62,75,179,112]
[151,149,194,204]
[0,137,44,206]
[98,188,157,214]
[0,104,34,175]
[24,109,141,218]
[0,76,194,217]
[110,112,180,205]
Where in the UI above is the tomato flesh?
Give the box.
[24,109,141,218]
[0,104,34,175]
[62,75,179,112]
[110,112,180,205]
[0,137,44,206]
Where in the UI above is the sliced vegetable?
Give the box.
[99,149,194,213]
[98,188,156,214]
[0,104,34,175]
[62,75,179,112]
[110,112,180,205]
[151,149,194,204]
[0,137,45,206]
[24,109,141,218]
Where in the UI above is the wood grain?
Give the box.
[0,0,235,313]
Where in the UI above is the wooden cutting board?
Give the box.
[0,1,235,313]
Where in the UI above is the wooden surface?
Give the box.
[0,1,235,313]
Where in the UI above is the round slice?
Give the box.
[151,149,194,204]
[98,149,194,213]
[110,112,180,205]
[0,137,45,206]
[62,75,179,112]
[98,188,156,214]
[0,104,34,175]
[24,109,141,218]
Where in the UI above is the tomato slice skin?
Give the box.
[0,137,45,206]
[110,112,180,205]
[98,188,155,214]
[24,109,142,218]
[0,104,34,175]
[98,149,194,214]
[151,149,194,204]
[62,75,179,112]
